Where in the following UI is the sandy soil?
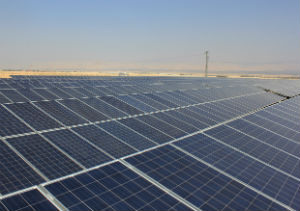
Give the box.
[0,70,299,79]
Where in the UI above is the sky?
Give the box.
[0,0,299,74]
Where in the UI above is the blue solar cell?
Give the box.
[0,105,33,137]
[131,94,169,110]
[200,102,236,119]
[189,105,227,122]
[244,114,300,141]
[186,90,211,101]
[256,110,300,131]
[176,90,205,103]
[0,189,57,211]
[178,107,218,125]
[6,102,62,131]
[60,87,87,98]
[72,87,95,97]
[17,88,44,101]
[119,117,173,144]
[34,100,88,126]
[48,87,73,98]
[81,97,127,118]
[0,83,10,89]
[174,133,300,210]
[137,115,187,138]
[33,88,58,100]
[0,92,11,103]
[170,109,210,128]
[99,121,156,150]
[0,89,28,102]
[72,125,137,158]
[153,112,200,132]
[45,162,192,211]
[117,95,156,113]
[84,86,107,96]
[43,129,112,168]
[206,125,300,178]
[58,99,109,122]
[96,86,115,95]
[168,91,198,104]
[7,134,82,179]
[227,118,300,158]
[221,101,249,115]
[265,106,300,123]
[273,103,300,116]
[145,93,178,108]
[109,85,131,95]
[0,142,45,194]
[100,96,143,115]
[126,145,286,210]
[156,92,189,106]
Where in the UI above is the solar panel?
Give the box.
[5,102,62,131]
[117,95,157,113]
[158,92,190,106]
[7,134,82,179]
[17,88,44,101]
[72,125,137,158]
[0,189,57,211]
[0,76,299,211]
[264,106,300,123]
[0,89,28,102]
[48,87,73,98]
[33,88,59,100]
[137,115,187,138]
[71,87,95,97]
[153,112,199,133]
[255,110,299,131]
[180,107,218,125]
[33,100,88,126]
[99,121,156,150]
[81,97,127,118]
[191,104,228,122]
[43,129,112,168]
[227,118,300,157]
[60,87,87,98]
[0,142,45,194]
[205,125,300,178]
[126,145,286,211]
[171,91,199,104]
[131,94,169,110]
[119,117,173,144]
[45,162,192,211]
[144,93,179,108]
[100,96,144,115]
[0,92,11,103]
[0,105,33,137]
[57,98,109,122]
[157,110,208,131]
[174,134,300,210]
[244,114,300,141]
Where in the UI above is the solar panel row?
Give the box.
[0,76,299,211]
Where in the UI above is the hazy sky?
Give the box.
[1,0,299,73]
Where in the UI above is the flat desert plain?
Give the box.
[0,70,299,79]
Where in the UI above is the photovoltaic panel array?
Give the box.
[0,75,299,211]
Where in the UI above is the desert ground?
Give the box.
[0,69,299,79]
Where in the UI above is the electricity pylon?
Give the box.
[205,50,209,77]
